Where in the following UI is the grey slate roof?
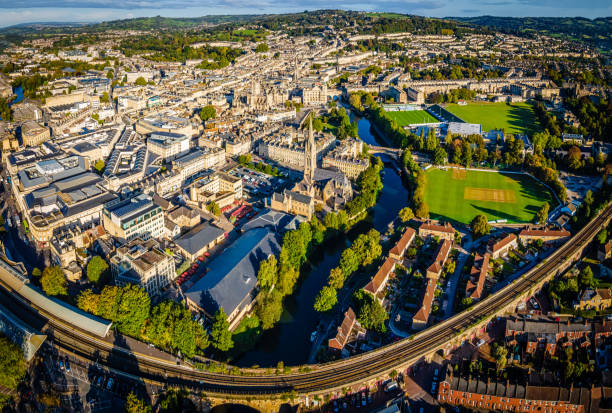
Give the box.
[240,209,304,233]
[185,227,280,317]
[175,223,225,256]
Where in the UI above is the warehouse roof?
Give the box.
[185,227,280,317]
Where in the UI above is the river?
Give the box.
[235,109,410,367]
[10,85,24,105]
[0,86,24,121]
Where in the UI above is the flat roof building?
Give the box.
[110,238,175,297]
[102,194,164,243]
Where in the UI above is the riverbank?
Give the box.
[235,113,411,368]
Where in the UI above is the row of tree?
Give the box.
[345,158,384,217]
[255,159,385,330]
[312,107,358,140]
[314,228,382,313]
[75,284,230,358]
[401,149,429,218]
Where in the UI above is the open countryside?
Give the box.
[424,167,556,224]
[444,102,541,135]
[385,109,439,126]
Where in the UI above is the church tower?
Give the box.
[305,114,316,183]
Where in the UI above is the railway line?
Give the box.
[1,204,610,396]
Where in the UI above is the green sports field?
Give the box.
[386,110,438,127]
[424,168,556,224]
[444,102,541,135]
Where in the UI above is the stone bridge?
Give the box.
[368,145,401,159]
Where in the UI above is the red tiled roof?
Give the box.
[466,253,490,300]
[413,278,436,323]
[419,221,455,234]
[491,233,517,253]
[364,257,395,295]
[519,228,571,238]
[329,308,357,350]
[427,239,452,276]
[389,227,416,258]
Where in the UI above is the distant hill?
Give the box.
[89,15,263,31]
[0,15,262,35]
[450,16,612,52]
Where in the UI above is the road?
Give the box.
[443,250,469,320]
[0,204,610,396]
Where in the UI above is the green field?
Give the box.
[386,110,439,127]
[444,102,541,135]
[424,168,556,224]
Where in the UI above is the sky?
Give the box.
[0,0,609,28]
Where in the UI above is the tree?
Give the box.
[444,130,452,146]
[77,289,99,314]
[597,229,608,244]
[86,255,109,285]
[399,207,414,223]
[415,201,429,219]
[277,264,299,296]
[461,140,472,167]
[158,389,196,413]
[433,146,447,165]
[210,309,233,352]
[145,300,208,358]
[115,284,150,337]
[339,248,359,277]
[493,345,508,372]
[255,43,269,53]
[200,105,216,122]
[328,267,345,290]
[314,286,337,312]
[568,146,582,170]
[31,267,41,278]
[0,335,26,391]
[126,392,152,413]
[94,159,105,174]
[100,91,109,103]
[206,201,220,216]
[579,266,597,289]
[535,202,549,224]
[257,256,278,291]
[41,266,67,296]
[470,215,491,239]
[256,290,284,330]
[358,299,389,333]
[134,76,147,86]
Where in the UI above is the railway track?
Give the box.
[3,204,611,395]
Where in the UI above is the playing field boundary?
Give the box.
[438,166,563,207]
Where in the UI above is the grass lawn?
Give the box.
[444,102,541,135]
[230,315,262,357]
[386,110,438,127]
[424,168,556,224]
